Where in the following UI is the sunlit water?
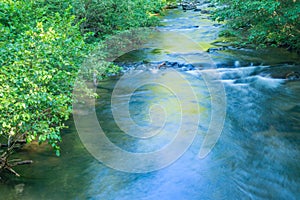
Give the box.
[1,8,299,200]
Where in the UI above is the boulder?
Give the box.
[286,71,300,80]
[165,4,179,9]
[207,46,228,53]
[201,10,211,14]
[182,3,197,10]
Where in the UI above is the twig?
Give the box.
[5,166,20,177]
[11,160,33,167]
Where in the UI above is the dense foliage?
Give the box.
[73,0,165,39]
[0,0,90,158]
[0,0,165,176]
[213,0,300,51]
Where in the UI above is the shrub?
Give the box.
[213,0,300,51]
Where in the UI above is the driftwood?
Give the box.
[0,139,33,177]
[158,62,166,69]
[0,143,8,148]
[0,140,26,148]
[1,156,33,177]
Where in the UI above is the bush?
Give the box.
[0,0,165,176]
[213,0,300,51]
[73,0,166,40]
[0,0,92,158]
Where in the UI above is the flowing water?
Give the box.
[1,6,300,200]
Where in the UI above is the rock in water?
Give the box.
[234,61,241,67]
[286,71,300,80]
[201,10,211,14]
[165,4,178,9]
[182,3,196,10]
[15,184,25,195]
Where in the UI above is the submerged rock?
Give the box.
[201,9,211,14]
[213,23,222,27]
[182,3,197,10]
[234,61,241,68]
[180,25,199,29]
[286,71,300,80]
[117,61,197,72]
[165,4,178,9]
[207,46,228,53]
[15,184,25,195]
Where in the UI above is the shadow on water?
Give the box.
[1,8,300,200]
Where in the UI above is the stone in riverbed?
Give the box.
[182,3,197,10]
[286,71,300,80]
[165,4,178,9]
[213,24,222,27]
[201,10,211,14]
[186,64,196,70]
[207,46,228,53]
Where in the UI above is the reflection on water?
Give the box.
[1,9,300,200]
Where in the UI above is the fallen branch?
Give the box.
[0,143,8,148]
[0,140,27,149]
[5,166,20,177]
[11,160,33,167]
[0,137,32,177]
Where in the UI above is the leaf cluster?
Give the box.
[73,0,166,41]
[0,0,166,161]
[212,0,300,51]
[0,0,94,156]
